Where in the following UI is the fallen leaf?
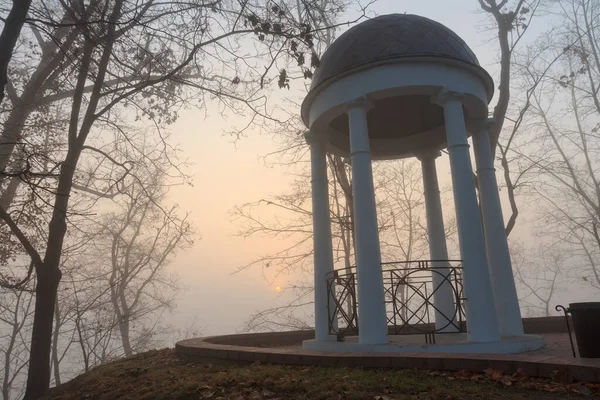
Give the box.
[572,384,593,395]
[511,368,528,382]
[484,368,503,381]
[500,376,513,386]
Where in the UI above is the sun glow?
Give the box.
[275,286,282,292]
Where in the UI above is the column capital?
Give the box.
[343,96,374,113]
[431,88,465,106]
[415,149,441,162]
[304,130,323,145]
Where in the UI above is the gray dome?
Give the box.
[310,14,484,92]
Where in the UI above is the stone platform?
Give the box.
[175,317,600,383]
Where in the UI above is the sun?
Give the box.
[275,286,282,292]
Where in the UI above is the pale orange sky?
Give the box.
[163,0,590,336]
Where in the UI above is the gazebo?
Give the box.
[301,14,544,353]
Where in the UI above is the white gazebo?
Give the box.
[302,14,544,354]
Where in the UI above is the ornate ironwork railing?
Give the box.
[326,260,466,343]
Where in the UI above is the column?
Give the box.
[434,91,500,342]
[306,130,336,342]
[344,98,388,345]
[472,120,524,337]
[418,150,459,332]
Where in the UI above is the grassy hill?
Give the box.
[44,349,599,399]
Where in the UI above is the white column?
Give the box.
[435,91,500,342]
[472,120,524,337]
[306,131,336,342]
[418,150,459,332]
[345,98,388,345]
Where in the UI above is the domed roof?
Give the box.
[310,14,483,92]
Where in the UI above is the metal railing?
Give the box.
[326,260,466,343]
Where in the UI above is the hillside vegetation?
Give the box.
[44,349,600,399]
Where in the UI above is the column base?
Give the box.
[302,334,544,354]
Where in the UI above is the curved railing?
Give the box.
[326,260,466,343]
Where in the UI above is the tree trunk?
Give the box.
[490,19,511,153]
[0,176,20,210]
[0,0,33,106]
[75,316,90,373]
[2,377,8,400]
[52,300,61,386]
[2,293,20,400]
[23,266,61,400]
[24,147,79,398]
[118,317,133,357]
[0,103,34,174]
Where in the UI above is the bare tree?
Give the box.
[99,180,192,357]
[478,0,544,235]
[512,243,563,317]
[233,156,356,332]
[49,247,116,383]
[511,0,600,290]
[0,283,34,400]
[0,0,342,396]
[378,160,431,263]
